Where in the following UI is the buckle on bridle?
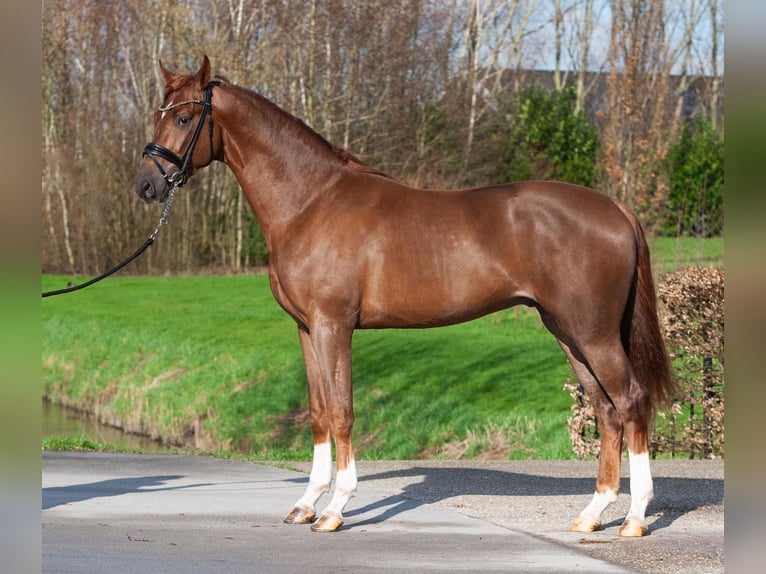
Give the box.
[167,169,188,188]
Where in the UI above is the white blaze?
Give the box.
[161,99,174,120]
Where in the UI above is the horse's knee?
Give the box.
[328,405,354,437]
[310,415,330,440]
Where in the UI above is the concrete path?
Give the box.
[42,452,723,573]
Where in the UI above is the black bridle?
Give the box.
[142,81,218,189]
[42,82,219,298]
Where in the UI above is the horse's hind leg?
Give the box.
[583,341,654,536]
[604,354,654,537]
[544,299,653,537]
[555,339,624,533]
[570,338,654,537]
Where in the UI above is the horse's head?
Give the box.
[135,55,221,202]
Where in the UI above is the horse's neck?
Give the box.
[216,85,342,241]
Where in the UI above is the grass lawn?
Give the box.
[649,236,723,275]
[42,236,722,460]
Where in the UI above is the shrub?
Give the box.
[654,266,724,458]
[496,85,599,187]
[661,118,724,237]
[564,379,600,459]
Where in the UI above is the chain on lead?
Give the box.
[150,186,179,241]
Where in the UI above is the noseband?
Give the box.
[142,82,218,188]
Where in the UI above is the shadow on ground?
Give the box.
[284,466,722,532]
[43,475,212,510]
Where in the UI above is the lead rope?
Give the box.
[151,186,177,241]
[42,187,178,298]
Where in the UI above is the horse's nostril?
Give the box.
[142,180,155,199]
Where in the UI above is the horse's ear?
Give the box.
[159,60,175,85]
[195,55,212,87]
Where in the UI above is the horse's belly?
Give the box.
[358,262,523,328]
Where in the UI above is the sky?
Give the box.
[516,0,724,75]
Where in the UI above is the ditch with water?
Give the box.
[42,400,169,453]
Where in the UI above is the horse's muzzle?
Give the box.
[135,166,169,203]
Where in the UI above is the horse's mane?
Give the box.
[165,72,395,180]
[329,146,395,180]
[227,82,396,181]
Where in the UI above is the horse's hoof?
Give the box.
[618,518,648,537]
[310,513,343,532]
[283,507,316,524]
[570,516,601,533]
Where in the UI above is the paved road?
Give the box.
[42,452,723,573]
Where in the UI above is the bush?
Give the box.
[654,266,724,458]
[661,118,724,237]
[493,85,599,187]
[564,379,600,459]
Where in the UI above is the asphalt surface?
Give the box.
[42,452,723,573]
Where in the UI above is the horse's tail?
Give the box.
[618,204,676,413]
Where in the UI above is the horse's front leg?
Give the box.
[284,320,357,532]
[284,327,333,525]
[310,316,356,532]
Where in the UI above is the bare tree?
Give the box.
[598,0,700,227]
[569,0,607,111]
[457,0,538,177]
[705,0,723,130]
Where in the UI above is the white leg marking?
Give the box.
[323,458,357,518]
[626,450,653,524]
[294,442,332,512]
[578,488,618,525]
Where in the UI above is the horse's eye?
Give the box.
[176,116,191,128]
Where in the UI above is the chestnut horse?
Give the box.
[136,56,673,536]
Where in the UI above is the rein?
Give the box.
[41,188,178,298]
[43,83,219,298]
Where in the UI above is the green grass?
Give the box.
[42,434,192,455]
[43,435,121,452]
[650,236,723,275]
[41,236,722,460]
